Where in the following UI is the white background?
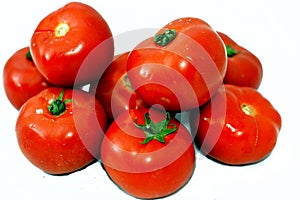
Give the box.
[0,0,298,199]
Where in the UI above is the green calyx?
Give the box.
[154,29,177,47]
[225,45,239,57]
[26,50,33,61]
[134,112,177,144]
[48,90,72,116]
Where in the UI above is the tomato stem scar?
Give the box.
[48,90,72,116]
[134,112,177,144]
[154,29,177,47]
[55,22,70,37]
[241,103,256,117]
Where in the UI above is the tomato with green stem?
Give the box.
[218,31,263,89]
[30,2,114,86]
[3,47,52,110]
[190,84,281,165]
[127,17,227,111]
[100,108,195,199]
[15,87,107,174]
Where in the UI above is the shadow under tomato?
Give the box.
[44,159,98,176]
[98,159,197,200]
[194,142,273,167]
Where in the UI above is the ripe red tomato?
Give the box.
[15,87,107,174]
[93,51,147,122]
[100,108,195,199]
[30,2,114,86]
[218,31,263,89]
[190,84,282,165]
[3,47,52,110]
[127,17,227,111]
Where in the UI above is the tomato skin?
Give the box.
[190,84,281,165]
[218,32,263,89]
[30,2,114,86]
[3,47,52,110]
[127,17,227,111]
[15,87,107,174]
[93,51,147,122]
[101,108,195,199]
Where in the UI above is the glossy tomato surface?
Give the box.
[3,47,52,110]
[190,84,281,165]
[101,108,195,199]
[94,51,147,122]
[30,2,114,86]
[218,31,263,89]
[127,17,227,111]
[15,87,107,174]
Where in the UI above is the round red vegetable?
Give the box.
[93,51,147,122]
[218,31,263,89]
[3,47,52,110]
[127,17,227,111]
[101,108,195,199]
[190,84,282,165]
[15,87,107,174]
[30,2,114,86]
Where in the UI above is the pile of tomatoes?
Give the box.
[3,2,282,199]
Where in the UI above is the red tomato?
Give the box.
[218,31,263,89]
[127,17,227,111]
[30,2,114,86]
[93,51,147,122]
[15,87,107,174]
[190,84,282,165]
[3,47,52,110]
[101,108,195,199]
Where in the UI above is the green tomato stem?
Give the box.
[26,50,33,62]
[48,90,71,116]
[154,29,177,47]
[226,45,239,57]
[134,112,177,144]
